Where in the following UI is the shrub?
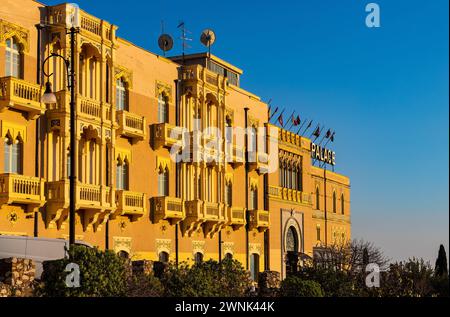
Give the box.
[161,259,252,297]
[295,267,356,297]
[127,273,163,297]
[36,246,129,297]
[280,276,324,297]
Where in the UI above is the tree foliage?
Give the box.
[161,259,252,297]
[280,276,324,297]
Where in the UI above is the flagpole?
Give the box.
[296,119,308,135]
[302,120,314,135]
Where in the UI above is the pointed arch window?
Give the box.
[315,187,320,210]
[5,38,22,78]
[333,191,337,213]
[116,78,128,111]
[158,167,169,196]
[225,181,233,207]
[4,136,23,174]
[341,194,345,215]
[116,159,129,190]
[158,93,168,123]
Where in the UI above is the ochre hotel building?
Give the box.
[0,0,351,280]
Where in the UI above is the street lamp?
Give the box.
[42,27,79,248]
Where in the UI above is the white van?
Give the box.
[0,236,92,279]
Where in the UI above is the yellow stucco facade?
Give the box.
[0,0,351,279]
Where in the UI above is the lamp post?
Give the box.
[42,27,79,248]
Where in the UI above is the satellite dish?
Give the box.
[200,29,216,48]
[158,34,174,55]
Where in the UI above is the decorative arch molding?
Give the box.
[222,242,234,256]
[156,239,172,255]
[156,156,171,173]
[156,80,172,103]
[0,121,27,142]
[283,216,303,253]
[113,236,132,255]
[115,147,132,164]
[192,240,206,257]
[249,243,262,256]
[225,173,233,185]
[114,65,133,89]
[249,178,259,191]
[0,20,30,53]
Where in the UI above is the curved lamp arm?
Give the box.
[42,52,72,90]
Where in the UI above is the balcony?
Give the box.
[0,77,44,120]
[45,181,115,231]
[248,209,270,232]
[151,196,185,225]
[0,174,45,212]
[181,65,226,90]
[50,92,112,123]
[227,206,246,230]
[227,144,244,166]
[249,152,269,174]
[203,202,227,238]
[268,186,313,206]
[182,200,205,237]
[116,110,146,143]
[115,190,147,221]
[152,123,184,149]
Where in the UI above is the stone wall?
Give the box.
[0,258,36,297]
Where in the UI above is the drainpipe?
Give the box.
[244,108,250,270]
[174,78,180,267]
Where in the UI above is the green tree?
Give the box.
[161,259,252,297]
[280,276,324,297]
[37,246,130,297]
[435,245,448,278]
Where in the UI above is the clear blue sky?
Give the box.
[45,0,449,264]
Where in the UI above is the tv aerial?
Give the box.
[158,34,174,56]
[200,29,216,57]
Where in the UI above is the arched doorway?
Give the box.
[285,226,300,275]
[286,226,299,253]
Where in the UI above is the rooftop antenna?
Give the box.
[200,29,216,58]
[178,21,192,64]
[158,21,174,57]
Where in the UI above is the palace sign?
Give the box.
[311,143,336,166]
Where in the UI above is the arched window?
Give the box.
[4,137,23,174]
[159,252,169,263]
[333,192,337,213]
[279,161,284,187]
[5,38,22,78]
[118,250,129,259]
[250,188,258,210]
[315,187,320,210]
[316,225,321,242]
[194,252,203,265]
[249,126,257,160]
[158,168,169,196]
[225,182,233,207]
[250,253,260,281]
[286,227,299,253]
[116,159,129,190]
[158,93,168,123]
[341,194,345,215]
[116,78,128,111]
